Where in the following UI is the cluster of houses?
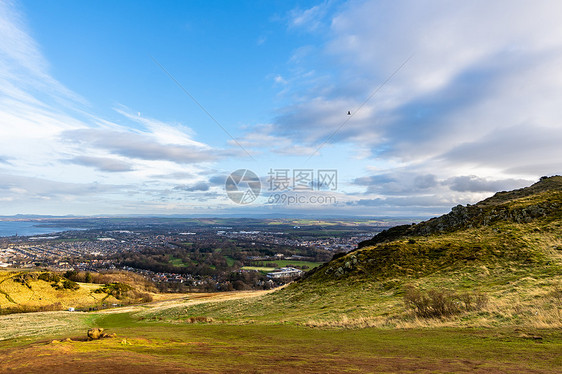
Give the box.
[266,267,304,280]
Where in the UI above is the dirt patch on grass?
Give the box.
[0,344,193,374]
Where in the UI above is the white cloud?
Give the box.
[0,2,231,214]
[229,124,320,156]
[113,105,210,149]
[273,75,287,85]
[1,0,558,216]
[289,1,331,32]
[273,0,562,209]
[67,156,134,172]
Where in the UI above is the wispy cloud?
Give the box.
[0,1,85,106]
[173,182,210,192]
[229,124,318,156]
[61,128,219,164]
[67,156,134,172]
[288,1,332,32]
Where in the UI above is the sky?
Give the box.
[0,0,561,217]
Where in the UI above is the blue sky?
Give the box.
[0,0,561,217]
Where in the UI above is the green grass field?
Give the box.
[168,256,190,267]
[240,266,276,272]
[224,256,235,267]
[260,259,323,269]
[0,300,560,373]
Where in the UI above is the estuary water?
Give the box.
[0,221,81,237]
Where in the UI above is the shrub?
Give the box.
[404,286,488,318]
[12,273,38,289]
[458,291,489,311]
[95,283,133,299]
[138,292,153,303]
[62,279,80,290]
[126,289,153,303]
[64,270,80,282]
[85,272,94,283]
[185,316,214,323]
[53,279,80,291]
[38,272,61,283]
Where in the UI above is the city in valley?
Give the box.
[0,217,396,291]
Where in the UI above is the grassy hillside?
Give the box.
[0,270,155,314]
[309,176,562,282]
[146,176,561,328]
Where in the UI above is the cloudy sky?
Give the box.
[0,0,560,217]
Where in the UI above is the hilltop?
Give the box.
[310,175,562,282]
[356,175,562,248]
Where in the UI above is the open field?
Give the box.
[241,260,324,273]
[240,266,276,272]
[0,290,560,373]
[260,260,323,268]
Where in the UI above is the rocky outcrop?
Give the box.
[87,328,116,340]
[87,328,104,340]
[358,176,561,248]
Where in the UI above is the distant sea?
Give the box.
[0,221,81,238]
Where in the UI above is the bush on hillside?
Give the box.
[94,282,152,303]
[404,286,488,318]
[94,282,133,299]
[12,273,39,289]
[38,272,61,283]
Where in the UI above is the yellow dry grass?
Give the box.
[0,288,278,342]
[118,289,277,318]
[0,271,119,311]
[0,311,90,341]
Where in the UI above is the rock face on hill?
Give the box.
[303,176,562,282]
[358,175,562,248]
